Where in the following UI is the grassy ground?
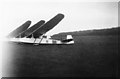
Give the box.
[2,35,119,77]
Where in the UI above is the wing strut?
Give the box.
[39,34,45,44]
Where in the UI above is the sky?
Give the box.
[0,0,119,77]
[0,0,118,37]
[118,2,120,26]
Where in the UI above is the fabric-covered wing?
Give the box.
[7,20,31,38]
[26,13,64,38]
[17,20,45,38]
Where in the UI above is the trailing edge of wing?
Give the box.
[26,13,64,38]
[7,20,31,38]
[17,20,45,38]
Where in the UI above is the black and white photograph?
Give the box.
[1,0,119,78]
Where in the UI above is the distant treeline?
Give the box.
[51,27,119,40]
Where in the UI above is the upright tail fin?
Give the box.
[61,35,74,44]
[66,35,73,40]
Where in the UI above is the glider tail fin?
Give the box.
[61,35,74,44]
[66,35,73,40]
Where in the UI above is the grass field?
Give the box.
[2,28,119,77]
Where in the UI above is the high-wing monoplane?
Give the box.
[7,13,74,45]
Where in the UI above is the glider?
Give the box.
[7,13,74,45]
